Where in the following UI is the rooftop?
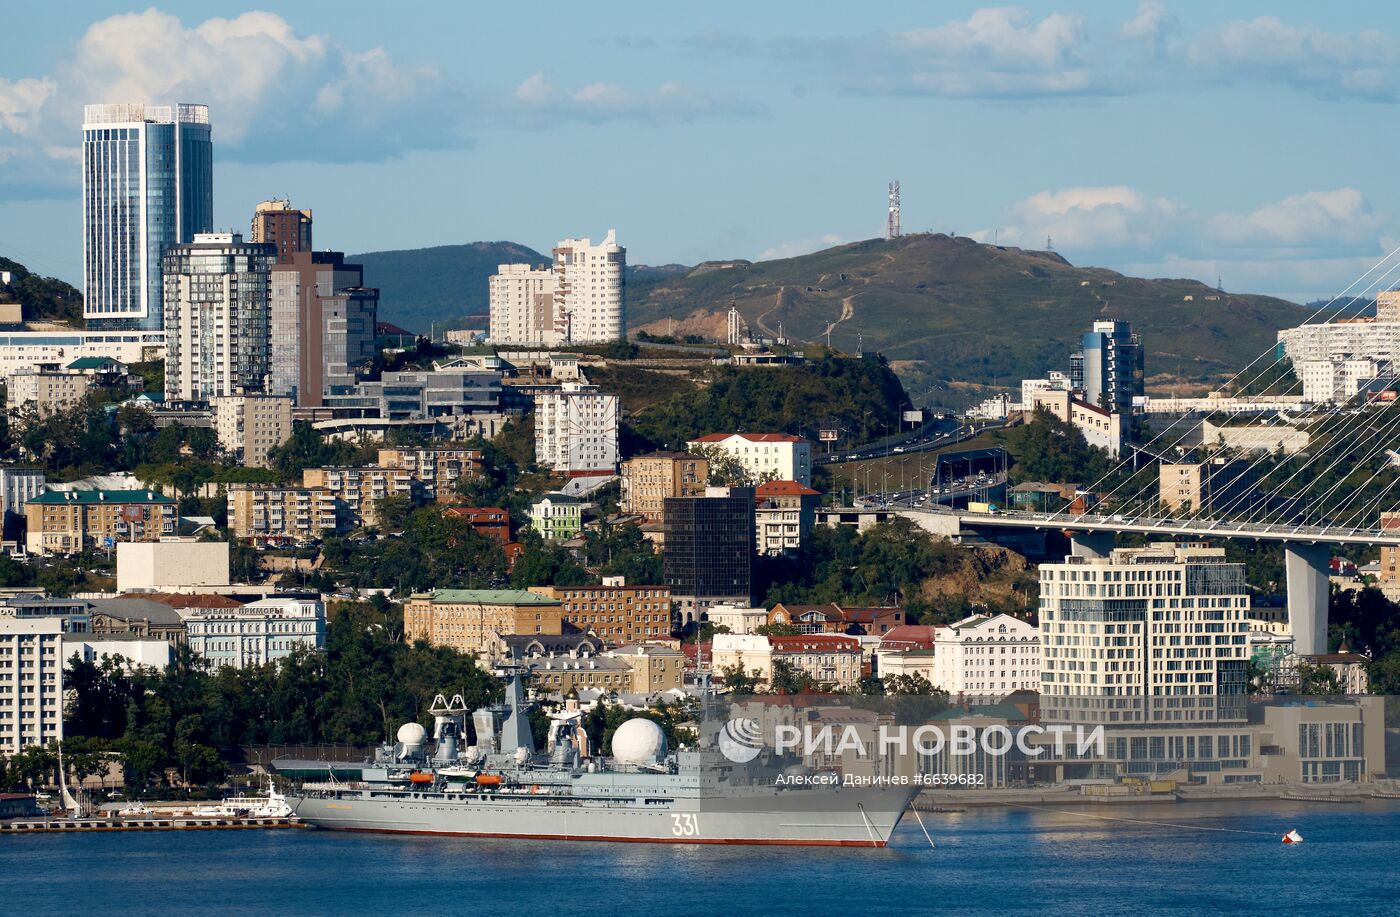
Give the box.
[425,589,561,605]
[689,432,805,444]
[755,480,820,498]
[28,489,174,505]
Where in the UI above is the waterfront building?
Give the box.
[534,382,619,475]
[528,580,673,645]
[250,199,313,263]
[181,594,325,669]
[268,251,378,406]
[686,432,812,487]
[619,452,708,522]
[226,483,341,542]
[489,263,560,345]
[24,490,176,555]
[528,493,584,541]
[213,394,294,468]
[753,479,819,555]
[663,487,755,622]
[0,618,63,754]
[404,589,564,656]
[930,613,1041,697]
[83,102,212,331]
[163,233,275,401]
[553,230,625,343]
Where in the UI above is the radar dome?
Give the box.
[611,718,667,765]
[397,722,427,746]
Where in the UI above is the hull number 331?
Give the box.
[670,813,701,837]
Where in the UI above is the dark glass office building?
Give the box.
[663,486,754,623]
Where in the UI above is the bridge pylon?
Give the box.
[1284,543,1330,656]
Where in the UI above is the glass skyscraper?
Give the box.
[82,103,213,331]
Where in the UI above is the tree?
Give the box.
[769,659,816,695]
[718,664,763,694]
[883,672,937,696]
[754,622,801,637]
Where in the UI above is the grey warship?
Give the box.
[285,667,918,846]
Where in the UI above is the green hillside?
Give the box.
[350,241,549,334]
[626,234,1310,404]
[0,257,83,324]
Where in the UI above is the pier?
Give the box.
[0,816,305,834]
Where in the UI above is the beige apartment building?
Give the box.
[8,371,91,417]
[620,452,708,521]
[25,490,177,555]
[528,582,673,645]
[1158,457,1257,514]
[213,395,293,469]
[377,445,482,501]
[526,643,685,696]
[226,484,340,542]
[404,589,564,657]
[302,466,417,527]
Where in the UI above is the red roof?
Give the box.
[689,432,805,444]
[445,506,509,521]
[878,624,943,651]
[770,635,861,653]
[755,480,820,498]
[131,593,242,609]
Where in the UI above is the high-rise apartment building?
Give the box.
[663,486,755,622]
[163,233,274,402]
[250,199,313,263]
[553,230,625,343]
[83,103,213,331]
[269,251,378,405]
[0,618,64,754]
[1072,320,1143,413]
[489,263,560,345]
[534,382,619,475]
[1039,545,1250,718]
[212,394,294,469]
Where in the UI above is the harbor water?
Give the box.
[5,800,1399,915]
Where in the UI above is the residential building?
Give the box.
[404,589,564,656]
[116,540,230,594]
[534,382,619,475]
[1380,512,1400,601]
[553,230,625,343]
[768,603,905,636]
[489,263,560,345]
[377,445,482,501]
[1019,371,1072,408]
[323,367,503,425]
[1199,419,1310,455]
[1072,319,1143,413]
[663,486,755,622]
[529,493,585,541]
[703,603,768,635]
[181,594,325,669]
[770,634,863,689]
[1295,356,1386,404]
[0,331,166,392]
[528,581,673,645]
[163,233,275,401]
[302,466,418,528]
[443,506,511,543]
[0,468,44,525]
[686,433,812,487]
[7,371,91,416]
[83,102,212,331]
[268,250,379,406]
[711,633,774,682]
[250,199,312,263]
[0,595,91,634]
[0,618,64,753]
[1039,545,1251,719]
[1029,388,1125,456]
[1158,457,1258,514]
[753,479,820,555]
[24,490,176,554]
[1278,306,1400,404]
[226,483,341,542]
[213,395,294,468]
[620,452,708,521]
[930,613,1041,697]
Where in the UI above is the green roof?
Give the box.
[28,490,174,505]
[66,356,122,370]
[929,703,1029,721]
[429,589,560,605]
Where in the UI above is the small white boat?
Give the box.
[1282,828,1304,844]
[117,802,153,818]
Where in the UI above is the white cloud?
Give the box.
[758,234,846,261]
[1209,189,1382,251]
[1185,16,1396,100]
[0,78,56,134]
[511,71,758,125]
[1121,1,1169,42]
[1000,186,1182,250]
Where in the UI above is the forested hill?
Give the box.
[0,257,83,324]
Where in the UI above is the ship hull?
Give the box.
[288,786,918,848]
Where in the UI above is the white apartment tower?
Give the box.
[1039,545,1251,710]
[82,103,213,331]
[535,382,620,475]
[553,230,625,343]
[163,233,274,402]
[489,264,560,345]
[0,618,64,754]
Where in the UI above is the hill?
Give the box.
[0,257,83,325]
[626,234,1310,404]
[349,242,549,335]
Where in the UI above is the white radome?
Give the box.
[611,718,667,765]
[397,722,427,746]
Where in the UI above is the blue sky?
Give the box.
[4,1,1400,302]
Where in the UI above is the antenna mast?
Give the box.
[886,181,901,240]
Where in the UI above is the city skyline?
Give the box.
[6,2,1400,303]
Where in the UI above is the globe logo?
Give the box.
[717,717,764,763]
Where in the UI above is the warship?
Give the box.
[284,667,919,846]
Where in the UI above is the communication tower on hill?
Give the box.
[886,181,901,240]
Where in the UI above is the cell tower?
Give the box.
[886,181,901,240]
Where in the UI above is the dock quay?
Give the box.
[1,816,305,834]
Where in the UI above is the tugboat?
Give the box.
[286,665,918,846]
